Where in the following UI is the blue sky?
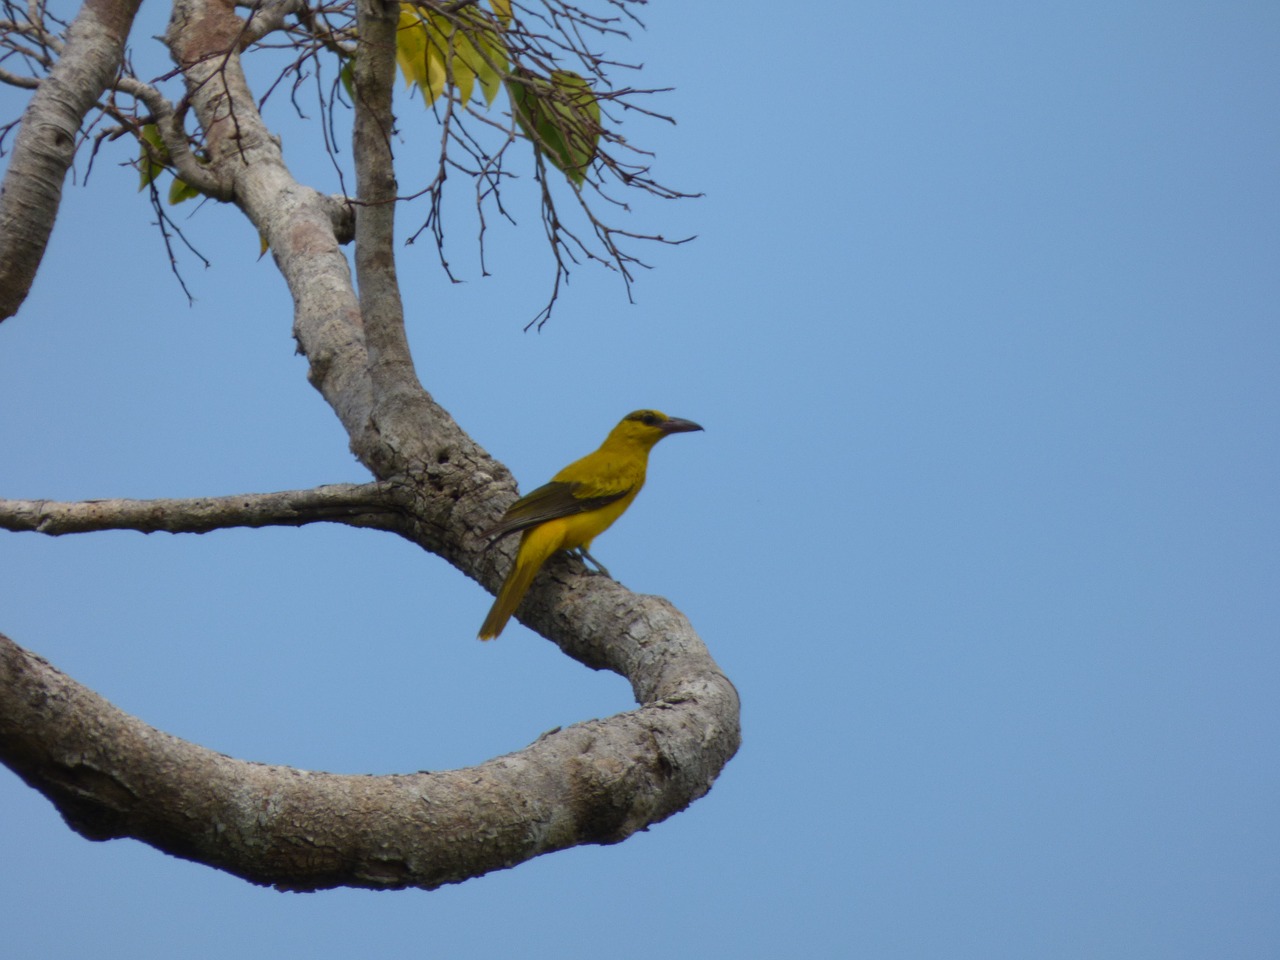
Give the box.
[3,2,1279,957]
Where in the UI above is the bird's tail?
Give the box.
[478,526,561,640]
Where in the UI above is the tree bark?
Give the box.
[0,0,144,321]
[0,628,737,891]
[0,484,399,536]
[0,0,740,891]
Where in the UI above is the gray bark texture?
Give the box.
[0,0,739,890]
[0,0,144,320]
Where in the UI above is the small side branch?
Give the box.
[240,0,306,45]
[0,482,400,537]
[113,75,234,201]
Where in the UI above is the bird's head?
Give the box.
[608,409,704,449]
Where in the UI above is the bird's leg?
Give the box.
[574,548,612,578]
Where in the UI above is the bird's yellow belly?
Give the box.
[546,493,636,552]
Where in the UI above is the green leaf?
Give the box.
[137,124,169,191]
[339,58,355,101]
[168,176,201,205]
[509,69,601,186]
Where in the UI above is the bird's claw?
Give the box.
[574,548,612,579]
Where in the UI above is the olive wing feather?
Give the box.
[482,480,631,543]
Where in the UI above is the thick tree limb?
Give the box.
[0,483,399,536]
[0,623,738,891]
[153,0,502,560]
[0,0,143,321]
[0,0,741,892]
[164,0,379,455]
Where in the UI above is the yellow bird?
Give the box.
[478,409,703,639]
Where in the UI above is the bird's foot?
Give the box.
[574,548,612,579]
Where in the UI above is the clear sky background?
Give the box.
[3,2,1279,957]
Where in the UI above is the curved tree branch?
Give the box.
[113,74,235,200]
[0,0,144,321]
[0,67,41,90]
[240,0,305,44]
[0,483,399,536]
[0,621,738,891]
[1,0,740,891]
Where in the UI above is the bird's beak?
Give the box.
[662,417,704,434]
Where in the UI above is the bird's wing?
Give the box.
[481,480,632,543]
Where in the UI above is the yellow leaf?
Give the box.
[453,8,506,105]
[396,10,448,106]
[440,19,477,106]
[397,5,511,108]
[396,9,427,90]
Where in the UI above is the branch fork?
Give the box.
[0,0,738,892]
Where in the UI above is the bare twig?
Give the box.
[388,0,696,324]
[0,64,39,88]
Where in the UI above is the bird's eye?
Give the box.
[641,412,660,426]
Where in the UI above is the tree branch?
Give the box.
[351,0,442,458]
[322,192,356,243]
[0,66,40,89]
[0,483,399,536]
[113,74,234,201]
[164,0,379,456]
[0,0,144,321]
[0,623,738,891]
[240,0,305,44]
[0,0,741,893]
